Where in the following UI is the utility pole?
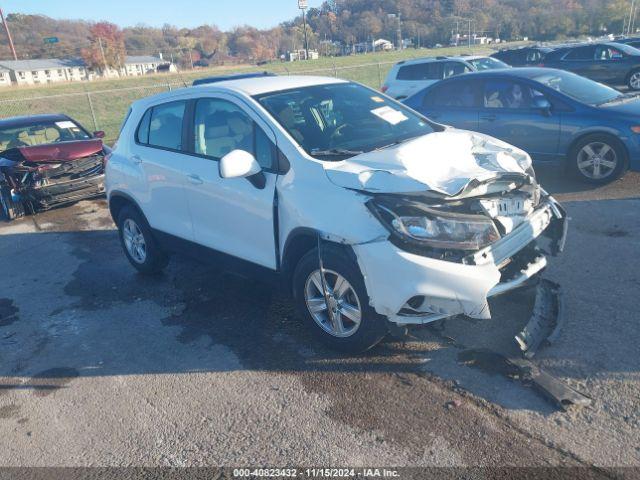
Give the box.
[298,0,309,60]
[628,0,636,35]
[189,49,194,69]
[0,7,17,60]
[98,37,108,73]
[468,19,472,49]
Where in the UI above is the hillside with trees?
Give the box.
[0,0,631,66]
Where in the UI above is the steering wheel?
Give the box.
[329,123,354,147]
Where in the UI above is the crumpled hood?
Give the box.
[323,129,533,196]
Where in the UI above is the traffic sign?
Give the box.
[43,37,59,44]
[298,0,307,9]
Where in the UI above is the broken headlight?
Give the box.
[367,200,500,252]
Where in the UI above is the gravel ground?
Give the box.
[0,168,638,470]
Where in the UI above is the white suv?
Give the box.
[382,55,510,100]
[106,75,567,353]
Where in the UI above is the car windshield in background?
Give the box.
[255,83,434,159]
[533,70,622,105]
[613,42,640,55]
[0,120,91,151]
[468,57,510,70]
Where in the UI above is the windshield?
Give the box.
[468,57,510,70]
[0,119,91,151]
[533,70,622,105]
[254,83,434,159]
[611,42,640,55]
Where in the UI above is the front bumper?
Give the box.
[29,173,105,210]
[354,198,567,326]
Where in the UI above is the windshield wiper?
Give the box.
[310,148,364,158]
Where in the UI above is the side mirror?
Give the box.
[93,130,106,139]
[533,97,552,115]
[219,149,265,189]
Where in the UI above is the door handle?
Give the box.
[186,173,203,185]
[481,114,497,122]
[131,154,142,164]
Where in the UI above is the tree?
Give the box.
[81,22,126,71]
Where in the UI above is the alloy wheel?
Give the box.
[630,72,640,90]
[304,269,362,338]
[122,218,147,264]
[576,142,618,180]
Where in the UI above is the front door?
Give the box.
[180,95,279,269]
[477,79,560,161]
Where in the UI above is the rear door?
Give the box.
[559,45,598,78]
[419,78,481,131]
[179,95,279,269]
[130,99,194,240]
[477,79,560,161]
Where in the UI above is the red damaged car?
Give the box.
[0,114,108,220]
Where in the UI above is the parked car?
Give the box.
[491,46,554,67]
[403,67,640,183]
[107,75,567,353]
[0,114,108,220]
[540,41,640,90]
[382,55,510,99]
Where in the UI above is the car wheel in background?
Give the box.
[568,134,626,184]
[117,205,168,274]
[627,69,640,91]
[0,185,26,221]
[292,244,388,353]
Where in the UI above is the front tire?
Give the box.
[117,205,168,275]
[292,245,388,353]
[568,134,626,184]
[0,185,25,221]
[628,69,640,91]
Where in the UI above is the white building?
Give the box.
[0,59,88,86]
[122,56,171,76]
[0,66,11,87]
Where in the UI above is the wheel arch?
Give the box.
[281,227,358,289]
[566,130,629,170]
[108,191,146,226]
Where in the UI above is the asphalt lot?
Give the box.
[0,166,639,469]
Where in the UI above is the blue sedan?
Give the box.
[402,68,640,183]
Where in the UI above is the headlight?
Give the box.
[367,200,500,251]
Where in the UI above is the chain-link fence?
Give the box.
[0,61,397,144]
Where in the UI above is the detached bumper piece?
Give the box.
[458,349,592,411]
[516,279,563,358]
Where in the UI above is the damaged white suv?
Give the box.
[107,75,568,353]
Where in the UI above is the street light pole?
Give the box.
[0,6,17,60]
[298,0,309,60]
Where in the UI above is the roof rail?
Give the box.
[192,71,275,86]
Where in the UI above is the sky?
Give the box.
[1,0,325,30]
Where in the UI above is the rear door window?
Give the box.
[397,62,442,81]
[425,80,481,108]
[563,46,596,61]
[443,61,472,78]
[146,101,187,151]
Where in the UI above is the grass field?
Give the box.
[0,42,522,142]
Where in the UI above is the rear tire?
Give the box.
[116,205,168,275]
[568,134,626,184]
[292,245,388,353]
[0,185,25,221]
